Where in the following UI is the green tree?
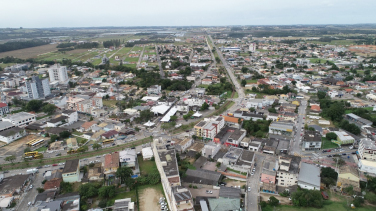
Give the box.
[292,80,297,86]
[326,132,337,140]
[333,157,346,167]
[269,196,279,206]
[200,102,209,111]
[98,185,116,199]
[317,91,326,99]
[37,188,45,193]
[116,167,133,185]
[241,79,247,87]
[170,115,178,122]
[42,104,56,115]
[59,131,71,139]
[89,116,94,121]
[92,143,102,151]
[268,107,277,113]
[24,147,31,153]
[215,57,220,63]
[25,100,43,112]
[241,67,248,73]
[5,155,16,163]
[50,135,58,142]
[77,145,88,153]
[79,183,99,200]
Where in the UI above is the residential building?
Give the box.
[0,103,9,115]
[62,110,78,124]
[76,97,103,114]
[302,130,322,151]
[141,147,153,160]
[358,138,376,161]
[66,138,78,149]
[119,149,137,169]
[103,152,120,176]
[333,131,355,145]
[2,112,36,127]
[0,174,31,198]
[171,186,194,211]
[297,163,320,190]
[62,159,80,183]
[48,64,69,84]
[194,116,224,141]
[88,163,104,182]
[113,198,134,211]
[207,198,241,211]
[269,121,294,137]
[174,137,194,153]
[276,155,301,187]
[201,142,221,159]
[147,85,162,94]
[358,159,376,175]
[26,76,51,99]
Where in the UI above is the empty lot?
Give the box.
[0,44,58,59]
[0,134,39,158]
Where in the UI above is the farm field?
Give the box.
[0,44,58,59]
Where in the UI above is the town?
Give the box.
[0,25,376,211]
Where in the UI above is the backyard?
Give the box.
[137,156,157,176]
[321,137,339,149]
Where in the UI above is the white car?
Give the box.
[248,187,251,192]
[251,172,254,176]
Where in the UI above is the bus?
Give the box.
[34,154,43,159]
[67,149,77,154]
[102,139,114,145]
[24,151,39,157]
[29,139,45,148]
[26,139,37,146]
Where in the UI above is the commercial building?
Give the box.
[201,142,221,159]
[48,64,69,84]
[298,163,320,190]
[302,130,322,151]
[358,159,376,175]
[113,198,134,211]
[0,127,26,144]
[26,76,51,99]
[62,159,80,183]
[2,112,36,127]
[333,131,355,145]
[268,121,294,137]
[147,85,162,94]
[0,174,31,198]
[183,169,222,186]
[346,113,373,127]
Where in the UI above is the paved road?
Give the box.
[136,45,145,68]
[246,153,265,211]
[155,45,165,78]
[290,99,308,155]
[208,35,245,99]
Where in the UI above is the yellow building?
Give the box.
[337,166,361,192]
[292,101,300,106]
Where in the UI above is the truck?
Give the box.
[175,124,182,128]
[26,168,38,174]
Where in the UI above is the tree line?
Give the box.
[0,40,50,53]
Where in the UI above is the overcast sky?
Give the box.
[1,0,375,28]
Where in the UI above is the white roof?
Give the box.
[334,131,354,141]
[142,96,160,101]
[160,107,177,122]
[119,149,136,163]
[151,104,170,115]
[0,197,13,208]
[142,147,153,158]
[193,111,202,117]
[144,121,155,127]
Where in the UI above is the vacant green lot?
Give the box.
[103,100,118,108]
[246,79,258,83]
[309,58,328,64]
[138,156,157,176]
[322,137,339,149]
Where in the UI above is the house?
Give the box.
[310,105,321,112]
[172,186,194,211]
[101,130,119,139]
[62,159,80,183]
[0,103,9,115]
[119,149,137,169]
[79,121,97,132]
[66,138,78,149]
[302,130,322,151]
[175,137,194,153]
[0,127,26,144]
[113,198,134,211]
[147,85,162,94]
[0,174,31,198]
[298,163,320,190]
[103,152,120,176]
[43,178,62,191]
[2,112,36,127]
[141,147,153,160]
[46,116,68,127]
[201,142,221,159]
[62,110,78,124]
[207,198,241,211]
[183,169,222,186]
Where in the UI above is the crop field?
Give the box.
[0,44,58,59]
[308,39,355,46]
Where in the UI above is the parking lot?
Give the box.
[0,134,40,158]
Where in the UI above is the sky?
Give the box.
[1,0,375,28]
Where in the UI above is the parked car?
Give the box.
[327,155,333,157]
[248,187,251,192]
[52,164,58,166]
[206,190,213,194]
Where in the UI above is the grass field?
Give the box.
[307,39,355,46]
[137,156,157,176]
[0,44,58,59]
[246,79,258,83]
[322,137,339,149]
[103,100,118,108]
[35,146,47,152]
[309,58,328,64]
[345,107,373,114]
[245,89,264,98]
[0,63,15,68]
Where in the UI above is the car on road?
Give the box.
[327,155,333,157]
[322,150,327,153]
[252,168,256,172]
[351,152,357,154]
[248,187,251,192]
[342,153,347,156]
[3,170,9,173]
[29,185,33,189]
[28,202,32,206]
[206,190,213,194]
[52,164,58,166]
[251,172,254,176]
[56,153,61,156]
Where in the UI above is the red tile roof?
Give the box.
[44,178,62,190]
[0,103,7,108]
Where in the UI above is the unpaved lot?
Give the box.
[260,193,291,205]
[202,161,217,171]
[139,187,164,211]
[0,134,39,157]
[224,179,246,188]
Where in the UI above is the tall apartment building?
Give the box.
[358,138,376,161]
[276,155,301,187]
[26,76,51,99]
[76,97,103,113]
[249,43,256,52]
[48,64,69,84]
[194,116,224,141]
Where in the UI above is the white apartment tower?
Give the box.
[249,43,256,52]
[48,64,69,84]
[26,76,51,99]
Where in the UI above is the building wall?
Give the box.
[298,181,319,190]
[0,130,26,144]
[62,168,80,183]
[277,171,298,187]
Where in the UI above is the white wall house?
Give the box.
[2,112,36,127]
[0,127,26,144]
[48,64,69,84]
[62,110,78,124]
